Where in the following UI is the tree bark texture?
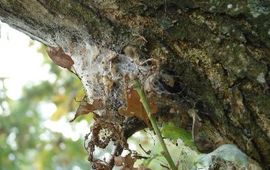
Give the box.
[1,0,270,169]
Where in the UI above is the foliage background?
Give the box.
[0,25,90,170]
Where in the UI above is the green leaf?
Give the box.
[161,122,195,149]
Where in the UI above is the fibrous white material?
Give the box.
[65,40,149,112]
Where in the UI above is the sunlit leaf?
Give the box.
[50,107,68,121]
[52,94,67,104]
[135,131,198,170]
[161,122,195,149]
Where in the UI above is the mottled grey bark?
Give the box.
[1,0,270,169]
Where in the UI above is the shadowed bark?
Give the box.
[1,0,270,169]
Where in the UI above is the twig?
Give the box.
[133,79,177,170]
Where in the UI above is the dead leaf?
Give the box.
[118,87,157,126]
[123,154,136,169]
[92,160,111,170]
[46,47,74,69]
[114,156,124,166]
[70,97,103,122]
[114,154,137,170]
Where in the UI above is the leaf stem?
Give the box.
[133,79,177,170]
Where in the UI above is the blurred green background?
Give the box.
[0,24,90,169]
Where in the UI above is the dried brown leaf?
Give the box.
[70,98,103,122]
[114,156,124,166]
[123,154,136,169]
[119,87,157,126]
[46,47,74,69]
[114,154,137,170]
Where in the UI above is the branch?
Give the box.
[133,79,177,170]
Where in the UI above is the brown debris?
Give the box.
[114,154,137,170]
[46,47,74,69]
[86,119,128,169]
[118,76,157,126]
[70,97,103,122]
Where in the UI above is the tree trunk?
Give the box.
[1,0,270,169]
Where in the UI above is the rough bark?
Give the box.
[1,0,270,169]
